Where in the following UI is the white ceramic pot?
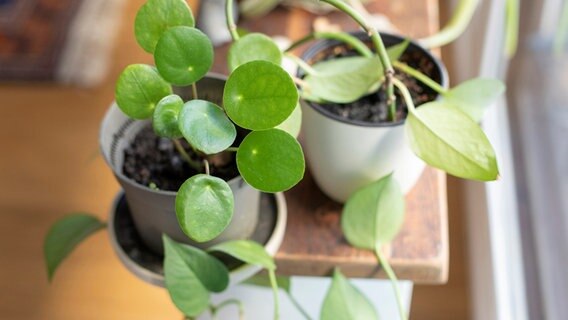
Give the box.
[100,74,260,254]
[300,33,448,203]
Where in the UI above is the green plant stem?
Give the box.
[226,147,239,152]
[225,0,240,41]
[320,0,396,120]
[554,0,568,55]
[418,0,479,48]
[392,77,415,113]
[268,270,280,320]
[173,139,203,171]
[286,291,313,320]
[292,76,309,89]
[203,159,210,175]
[191,83,198,99]
[375,248,407,320]
[285,32,373,58]
[284,53,319,76]
[393,61,447,94]
[211,299,244,320]
[504,0,519,58]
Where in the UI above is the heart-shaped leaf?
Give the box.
[321,269,379,320]
[154,26,213,86]
[275,103,302,138]
[163,235,229,292]
[224,61,298,130]
[341,174,404,250]
[115,64,172,119]
[178,100,237,154]
[134,0,195,53]
[163,235,229,317]
[405,101,499,181]
[443,78,506,122]
[209,240,275,270]
[387,39,410,63]
[175,174,234,242]
[236,129,305,192]
[228,33,282,72]
[302,42,411,103]
[153,94,183,138]
[243,274,291,293]
[303,56,382,103]
[44,214,105,281]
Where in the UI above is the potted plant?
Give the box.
[45,0,304,318]
[105,0,303,253]
[285,0,503,203]
[277,0,505,319]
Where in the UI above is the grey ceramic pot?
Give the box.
[100,74,260,254]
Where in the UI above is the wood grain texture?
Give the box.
[0,0,447,319]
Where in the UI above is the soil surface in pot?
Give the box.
[122,125,240,191]
[309,47,440,124]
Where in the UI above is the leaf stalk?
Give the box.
[375,248,407,320]
[225,0,240,41]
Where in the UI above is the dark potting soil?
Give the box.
[122,125,240,191]
[114,194,245,275]
[309,46,440,124]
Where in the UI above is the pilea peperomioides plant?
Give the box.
[115,0,304,243]
[45,0,302,318]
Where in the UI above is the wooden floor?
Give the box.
[0,0,470,319]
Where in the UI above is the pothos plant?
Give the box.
[45,214,282,319]
[290,0,504,319]
[232,0,507,319]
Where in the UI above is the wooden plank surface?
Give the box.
[0,1,446,319]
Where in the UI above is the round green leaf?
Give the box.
[341,174,405,251]
[153,95,183,138]
[154,26,213,86]
[209,240,275,270]
[228,33,282,72]
[224,61,298,130]
[406,101,499,181]
[276,103,302,138]
[134,0,195,53]
[115,64,172,119]
[321,269,379,320]
[236,129,304,192]
[178,100,237,154]
[179,100,237,154]
[175,174,234,242]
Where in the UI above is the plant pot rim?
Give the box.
[300,31,449,128]
[108,191,287,288]
[100,72,244,196]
